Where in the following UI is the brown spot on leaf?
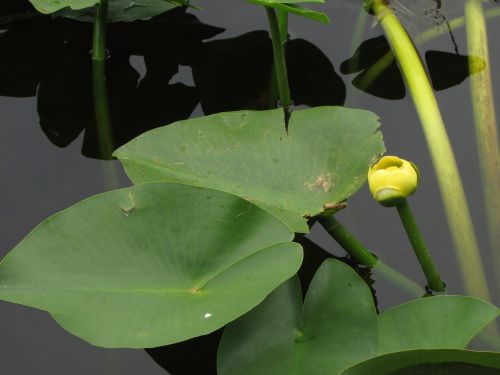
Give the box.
[304,173,334,193]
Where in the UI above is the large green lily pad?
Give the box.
[378,296,500,354]
[340,349,500,375]
[114,107,385,233]
[30,0,186,22]
[0,182,302,348]
[217,259,379,375]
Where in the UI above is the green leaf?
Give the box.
[0,182,302,348]
[246,0,330,24]
[379,295,500,354]
[30,0,187,22]
[340,349,500,375]
[217,259,378,375]
[29,0,96,14]
[114,107,385,233]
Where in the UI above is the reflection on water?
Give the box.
[1,0,500,373]
[0,9,344,159]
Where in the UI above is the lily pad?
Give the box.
[217,259,379,375]
[29,0,96,14]
[0,182,302,348]
[246,0,329,24]
[379,296,500,354]
[340,349,500,375]
[114,107,385,233]
[30,0,187,22]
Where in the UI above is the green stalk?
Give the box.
[277,10,288,44]
[372,0,491,301]
[396,199,445,292]
[318,215,425,297]
[465,0,500,295]
[267,10,288,109]
[265,7,292,111]
[318,215,378,266]
[92,0,114,159]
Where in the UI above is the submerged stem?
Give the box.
[265,8,292,113]
[465,0,500,296]
[396,200,445,292]
[92,0,114,159]
[372,0,491,302]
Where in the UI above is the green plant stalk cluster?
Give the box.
[396,200,445,292]
[465,0,500,296]
[372,0,491,302]
[92,0,114,159]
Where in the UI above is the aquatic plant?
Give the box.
[1,0,500,373]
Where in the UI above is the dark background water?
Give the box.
[1,0,500,373]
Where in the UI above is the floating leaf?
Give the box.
[0,182,302,348]
[378,295,500,354]
[29,0,187,22]
[29,0,96,14]
[114,107,385,233]
[340,349,500,375]
[217,259,379,375]
[246,0,329,24]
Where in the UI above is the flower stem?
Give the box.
[265,7,292,112]
[92,0,114,159]
[318,215,377,266]
[396,199,445,292]
[372,0,491,302]
[465,0,500,295]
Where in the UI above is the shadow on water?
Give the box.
[341,35,483,99]
[0,7,346,159]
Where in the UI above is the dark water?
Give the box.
[1,0,500,374]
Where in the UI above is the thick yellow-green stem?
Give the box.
[465,0,500,297]
[372,0,491,302]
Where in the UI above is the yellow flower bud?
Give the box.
[368,156,419,207]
